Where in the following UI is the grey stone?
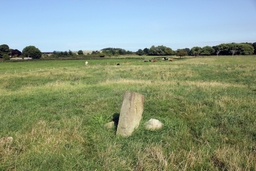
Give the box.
[116,91,144,137]
[144,119,163,130]
[104,121,115,129]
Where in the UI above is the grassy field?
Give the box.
[0,56,256,170]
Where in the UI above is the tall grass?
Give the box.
[0,56,256,170]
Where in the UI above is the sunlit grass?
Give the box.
[0,56,256,170]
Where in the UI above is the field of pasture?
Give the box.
[0,56,256,170]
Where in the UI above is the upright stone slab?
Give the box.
[116,91,144,137]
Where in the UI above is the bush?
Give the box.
[77,50,84,55]
[0,44,10,58]
[3,54,10,61]
[22,46,42,59]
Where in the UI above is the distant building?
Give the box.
[10,49,22,57]
[41,52,53,56]
[73,50,94,55]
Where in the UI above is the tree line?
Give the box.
[49,48,134,58]
[1,42,256,60]
[136,42,256,57]
[101,48,134,56]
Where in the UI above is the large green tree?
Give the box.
[201,46,215,56]
[148,45,174,56]
[136,49,144,56]
[22,46,42,59]
[184,48,190,55]
[176,49,188,58]
[164,47,175,55]
[190,46,202,57]
[212,45,222,56]
[0,44,10,58]
[212,43,254,56]
[148,46,157,55]
[68,50,73,56]
[229,43,239,56]
[118,49,126,55]
[143,48,149,55]
[77,50,84,55]
[237,43,254,55]
[101,48,130,56]
[214,44,230,55]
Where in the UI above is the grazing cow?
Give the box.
[117,63,120,66]
[152,59,157,62]
[85,61,88,65]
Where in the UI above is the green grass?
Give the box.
[0,56,256,170]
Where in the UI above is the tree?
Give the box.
[101,48,129,56]
[77,50,83,55]
[22,46,42,59]
[201,46,215,56]
[184,48,190,55]
[126,50,134,55]
[229,43,239,56]
[64,51,68,56]
[213,44,229,55]
[0,44,10,58]
[230,49,237,56]
[3,54,10,61]
[213,46,222,56]
[68,50,73,56]
[143,48,149,55]
[176,49,188,58]
[148,46,157,55]
[118,49,126,55]
[190,46,202,57]
[136,49,144,56]
[252,42,256,54]
[148,45,174,56]
[210,43,254,56]
[237,43,254,55]
[164,47,175,55]
[155,46,165,55]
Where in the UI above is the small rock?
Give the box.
[7,137,13,143]
[104,121,115,129]
[0,136,13,145]
[144,119,163,130]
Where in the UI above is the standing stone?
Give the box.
[116,91,144,137]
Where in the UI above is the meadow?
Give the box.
[0,56,256,170]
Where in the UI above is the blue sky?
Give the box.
[1,0,256,52]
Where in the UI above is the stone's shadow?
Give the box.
[112,113,120,130]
